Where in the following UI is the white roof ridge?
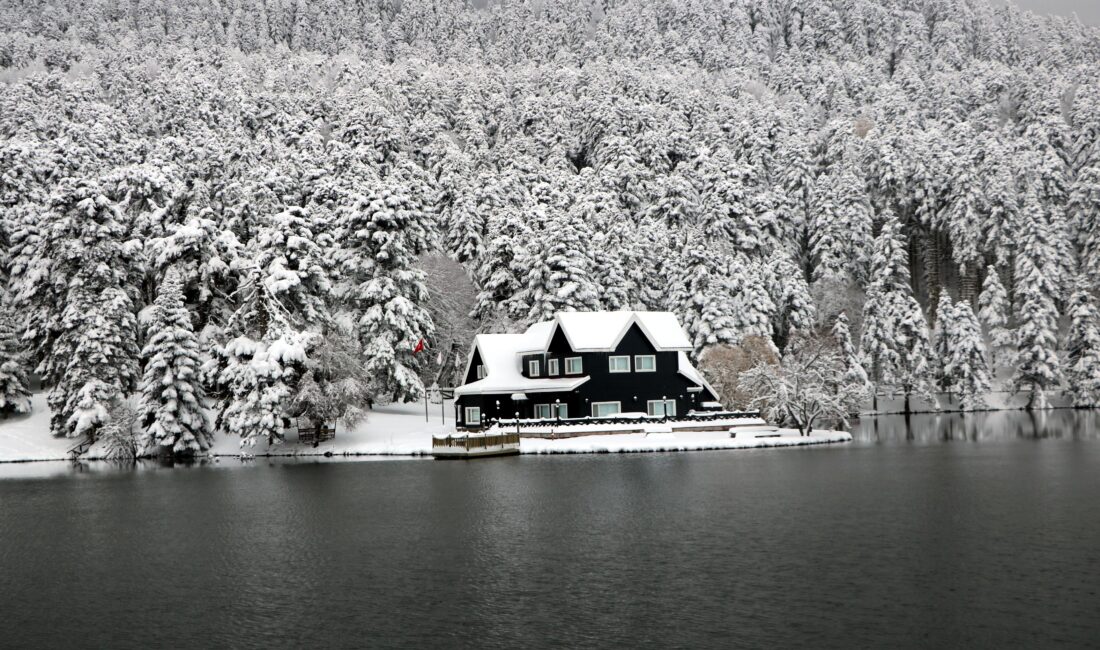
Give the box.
[520,310,692,354]
[458,311,699,397]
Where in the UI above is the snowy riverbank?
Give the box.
[0,393,849,463]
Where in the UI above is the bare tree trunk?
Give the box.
[960,265,978,304]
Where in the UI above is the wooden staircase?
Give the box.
[67,435,93,460]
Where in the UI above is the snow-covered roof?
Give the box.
[517,311,692,353]
[677,351,719,400]
[456,311,714,400]
[454,332,591,397]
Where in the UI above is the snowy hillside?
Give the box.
[1,0,1100,456]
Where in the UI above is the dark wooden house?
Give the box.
[453,311,721,430]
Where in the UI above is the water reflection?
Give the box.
[852,409,1100,444]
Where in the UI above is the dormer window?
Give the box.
[476,364,486,379]
[529,360,540,377]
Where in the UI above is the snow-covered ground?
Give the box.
[521,429,850,454]
[0,393,849,463]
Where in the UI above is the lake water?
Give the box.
[2,411,1099,648]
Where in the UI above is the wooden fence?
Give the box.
[297,420,336,447]
[486,410,761,431]
[432,433,520,450]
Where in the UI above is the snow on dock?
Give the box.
[521,429,851,454]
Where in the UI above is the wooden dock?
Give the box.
[431,432,521,459]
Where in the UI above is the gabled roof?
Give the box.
[517,311,692,354]
[455,311,708,399]
[677,351,719,401]
[454,332,591,397]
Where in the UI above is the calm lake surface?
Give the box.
[2,411,1100,648]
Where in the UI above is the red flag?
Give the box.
[413,338,426,354]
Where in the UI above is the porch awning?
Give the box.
[511,393,529,401]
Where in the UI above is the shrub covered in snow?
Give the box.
[697,336,780,411]
[739,332,863,435]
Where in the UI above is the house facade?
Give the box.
[453,311,721,430]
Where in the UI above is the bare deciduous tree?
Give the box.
[698,336,780,411]
[738,333,863,435]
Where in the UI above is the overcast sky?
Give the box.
[1007,0,1100,25]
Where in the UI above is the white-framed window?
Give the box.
[554,404,568,419]
[476,364,486,379]
[534,404,552,419]
[609,355,630,373]
[634,355,656,372]
[591,401,622,417]
[565,357,583,375]
[647,399,677,417]
[529,360,540,377]
[548,358,559,376]
[465,407,482,426]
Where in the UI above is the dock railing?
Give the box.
[432,432,520,450]
[485,410,761,430]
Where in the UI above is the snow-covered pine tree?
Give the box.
[250,206,332,326]
[203,199,339,445]
[216,325,312,448]
[1065,275,1100,407]
[51,283,141,439]
[889,293,939,414]
[728,254,778,351]
[338,188,434,402]
[699,167,753,245]
[591,228,631,312]
[977,267,1013,370]
[767,253,814,351]
[943,302,992,411]
[621,216,673,311]
[942,133,985,300]
[646,172,700,227]
[810,171,846,282]
[292,322,372,429]
[859,214,909,406]
[1011,193,1062,410]
[670,240,740,356]
[931,292,954,393]
[521,208,602,324]
[443,194,484,266]
[832,311,870,414]
[810,168,873,283]
[435,149,483,265]
[23,180,142,439]
[138,268,211,456]
[1069,164,1100,285]
[472,204,534,327]
[0,304,32,416]
[147,213,241,332]
[569,182,631,311]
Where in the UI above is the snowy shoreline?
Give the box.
[0,432,852,465]
[0,394,849,465]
